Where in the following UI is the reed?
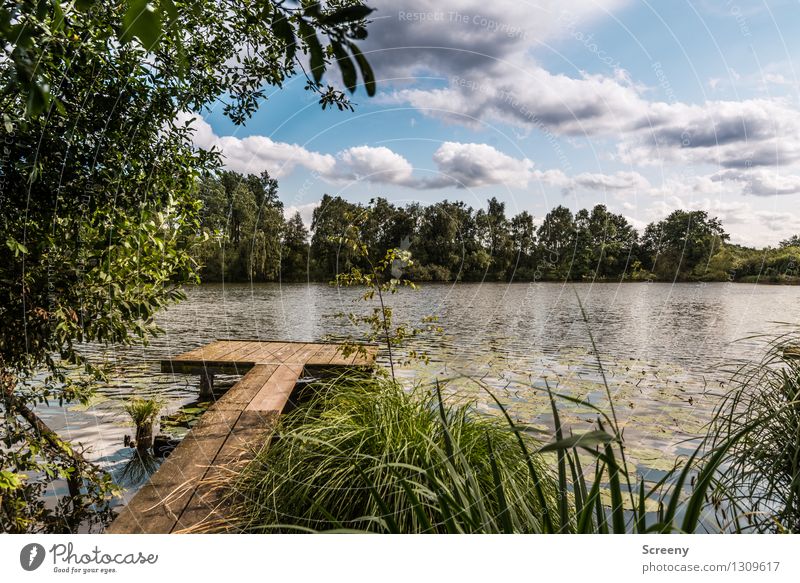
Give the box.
[124,398,163,452]
[707,330,800,532]
[228,371,559,533]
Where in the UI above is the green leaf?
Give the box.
[320,5,374,26]
[6,237,29,257]
[332,42,356,93]
[51,0,65,31]
[161,0,178,23]
[26,80,49,117]
[0,470,25,490]
[348,41,375,96]
[298,19,325,84]
[122,0,162,51]
[271,12,296,63]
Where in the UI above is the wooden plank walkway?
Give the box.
[108,340,377,534]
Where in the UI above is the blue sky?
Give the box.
[192,0,800,246]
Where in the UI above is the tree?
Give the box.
[281,212,310,282]
[475,197,513,280]
[574,205,637,280]
[0,0,377,532]
[780,235,800,248]
[310,194,362,279]
[641,210,729,280]
[537,205,576,279]
[411,200,475,281]
[509,211,537,279]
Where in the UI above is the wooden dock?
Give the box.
[107,340,377,534]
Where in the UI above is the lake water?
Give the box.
[38,281,800,504]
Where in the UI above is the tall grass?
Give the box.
[229,371,560,533]
[222,367,748,534]
[124,398,162,451]
[707,330,800,533]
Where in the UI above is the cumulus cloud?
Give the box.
[363,1,800,178]
[711,168,800,196]
[531,168,649,194]
[394,74,800,172]
[393,67,646,135]
[363,0,630,79]
[625,99,800,169]
[186,113,540,189]
[573,171,649,191]
[427,142,534,188]
[186,115,336,178]
[283,202,320,230]
[334,146,416,185]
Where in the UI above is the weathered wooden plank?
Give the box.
[305,343,344,366]
[225,340,280,363]
[270,342,309,363]
[210,364,280,410]
[171,340,246,363]
[109,340,378,534]
[246,364,304,412]
[160,361,251,376]
[284,343,323,365]
[172,410,277,533]
[240,341,291,363]
[107,407,241,534]
[159,342,285,375]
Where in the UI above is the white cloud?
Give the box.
[185,115,336,178]
[393,67,647,135]
[335,145,416,185]
[573,171,649,191]
[366,1,800,179]
[428,142,534,188]
[531,168,648,194]
[711,169,800,196]
[186,115,541,189]
[364,0,630,79]
[283,202,320,230]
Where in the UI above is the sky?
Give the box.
[190,0,800,247]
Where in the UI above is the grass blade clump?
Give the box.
[228,371,558,533]
[124,398,162,452]
[707,330,800,532]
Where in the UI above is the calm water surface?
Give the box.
[38,282,800,502]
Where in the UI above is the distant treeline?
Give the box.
[194,170,800,284]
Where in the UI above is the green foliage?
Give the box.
[780,235,800,248]
[195,171,284,282]
[280,212,311,282]
[0,0,377,532]
[0,1,377,119]
[223,366,750,534]
[331,210,441,379]
[124,398,162,428]
[227,371,559,533]
[640,210,729,280]
[124,397,162,451]
[707,332,800,532]
[196,187,797,284]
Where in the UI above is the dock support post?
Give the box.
[199,370,214,400]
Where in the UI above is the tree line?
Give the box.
[195,171,800,284]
